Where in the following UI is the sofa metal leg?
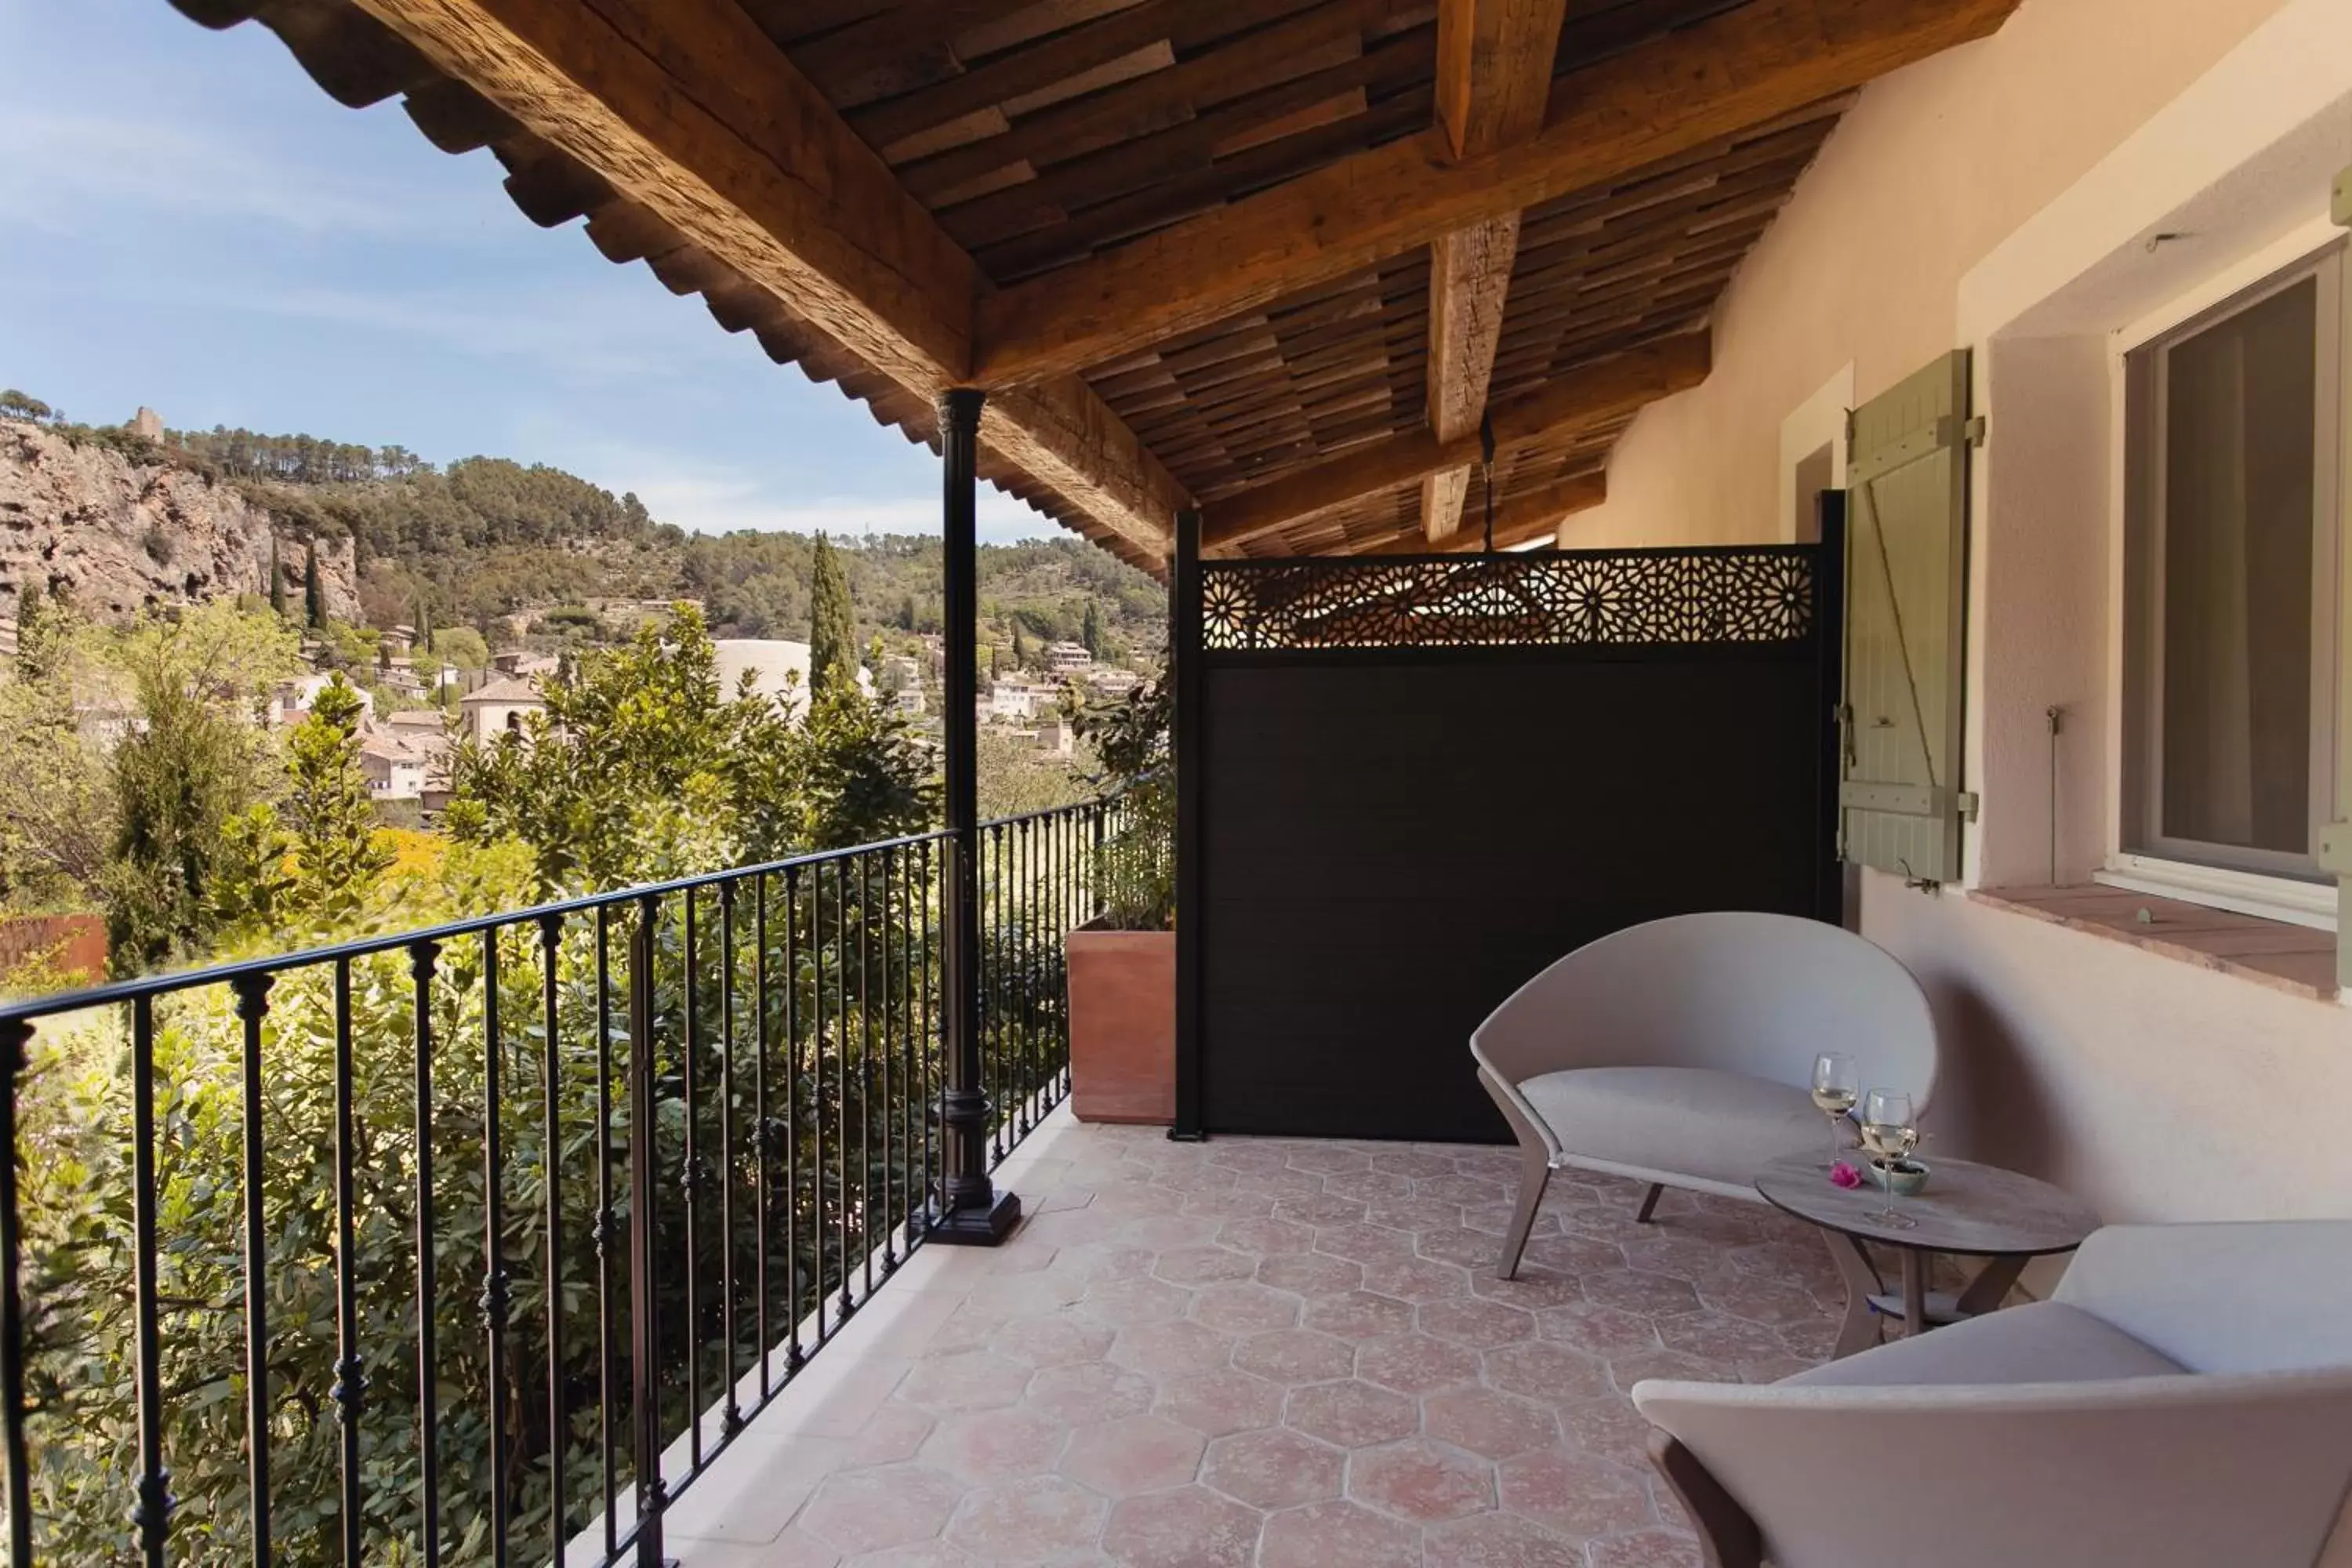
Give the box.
[1496,1149,1550,1279]
[1635,1182,1664,1224]
[1649,1433,1763,1568]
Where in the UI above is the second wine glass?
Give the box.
[1809,1052,1859,1168]
[1859,1087,1918,1229]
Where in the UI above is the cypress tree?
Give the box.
[808,532,857,695]
[303,541,324,629]
[1082,600,1103,658]
[268,537,286,618]
[1011,622,1029,669]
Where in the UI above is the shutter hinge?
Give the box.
[1958,790,1980,822]
[2332,164,2350,228]
[2319,821,2352,875]
[1963,416,1988,448]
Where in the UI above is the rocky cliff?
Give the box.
[0,419,358,622]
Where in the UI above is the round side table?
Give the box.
[1755,1152,2100,1359]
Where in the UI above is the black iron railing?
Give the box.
[0,797,1127,1567]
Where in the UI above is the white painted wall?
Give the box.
[1566,0,2352,1220]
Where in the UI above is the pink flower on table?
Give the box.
[1829,1161,1864,1189]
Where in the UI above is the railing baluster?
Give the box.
[538,913,567,1565]
[410,941,441,1568]
[784,865,804,1375]
[594,906,619,1564]
[681,890,703,1472]
[811,862,830,1349]
[232,971,274,1568]
[859,854,877,1297]
[131,994,173,1568]
[0,1018,31,1568]
[328,964,361,1568]
[833,862,853,1323]
[753,873,771,1404]
[921,840,936,1223]
[878,848,898,1275]
[717,881,741,1440]
[626,897,666,1568]
[897,845,919,1254]
[481,931,511,1568]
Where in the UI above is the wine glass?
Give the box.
[1859,1087,1918,1229]
[1809,1052,1859,1167]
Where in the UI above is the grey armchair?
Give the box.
[1471,912,1938,1276]
[1635,1220,2352,1568]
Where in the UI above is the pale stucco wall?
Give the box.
[1560,0,2352,1222]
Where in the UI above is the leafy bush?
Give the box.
[1072,678,1171,931]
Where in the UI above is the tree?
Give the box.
[214,675,394,934]
[14,581,59,681]
[808,532,857,695]
[1082,600,1104,659]
[898,594,917,631]
[267,535,286,619]
[1011,621,1029,669]
[303,540,324,628]
[0,389,53,423]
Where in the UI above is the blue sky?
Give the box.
[0,0,1054,543]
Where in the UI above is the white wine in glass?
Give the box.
[1860,1087,1918,1229]
[1809,1052,1859,1167]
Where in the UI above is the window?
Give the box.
[2122,244,2346,884]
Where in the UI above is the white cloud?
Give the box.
[0,103,475,238]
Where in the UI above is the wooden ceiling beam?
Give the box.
[974,0,2016,385]
[347,0,1186,561]
[1421,0,1568,543]
[1200,332,1704,553]
[1360,468,1606,554]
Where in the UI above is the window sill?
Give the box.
[1970,885,2339,1003]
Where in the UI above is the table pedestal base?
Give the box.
[1823,1234,2031,1358]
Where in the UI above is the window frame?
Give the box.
[2116,238,2347,887]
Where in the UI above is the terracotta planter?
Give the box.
[1065,926,1174,1125]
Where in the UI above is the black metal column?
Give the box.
[930,387,1020,1244]
[1169,510,1205,1141]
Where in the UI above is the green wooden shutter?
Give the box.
[1840,350,1973,884]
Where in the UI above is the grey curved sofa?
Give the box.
[1470,912,1938,1278]
[1634,1220,2352,1568]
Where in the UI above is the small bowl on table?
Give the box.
[1869,1157,1931,1198]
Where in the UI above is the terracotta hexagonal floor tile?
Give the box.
[1483,1341,1610,1403]
[943,1475,1108,1566]
[1060,1413,1207,1496]
[797,1465,964,1555]
[1274,1192,1368,1227]
[1702,1276,1836,1330]
[1655,1311,1795,1370]
[1200,1427,1346,1509]
[1302,1291,1417,1341]
[1101,1485,1263,1568]
[1155,1367,1287,1436]
[988,1314,1116,1369]
[1112,1214,1218,1251]
[1423,1510,1588,1568]
[1555,1396,1661,1468]
[1348,1439,1497,1523]
[1234,1327,1358,1385]
[1421,1387,1559,1460]
[1256,1252,1364,1298]
[1585,1527,1707,1567]
[1190,1282,1301,1334]
[1076,1276,1195,1327]
[1151,1246,1258,1286]
[1415,1226,1514,1270]
[898,1352,1035,1413]
[1419,1298,1536,1349]
[1356,1333,1482,1396]
[1578,1269,1702,1318]
[1363,1197,1468,1234]
[1025,1362,1157,1426]
[1218,1217,1318,1256]
[1314,1221,1420,1263]
[844,1401,937,1468]
[1497,1449,1657,1541]
[1534,1301,1664,1359]
[1108,1318,1236,1381]
[1258,1499,1422,1568]
[1288,1145,1374,1175]
[919,1407,1070,1483]
[1283,1379,1421,1449]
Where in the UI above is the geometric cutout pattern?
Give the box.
[1201,549,1814,652]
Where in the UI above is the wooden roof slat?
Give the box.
[972,0,2016,383]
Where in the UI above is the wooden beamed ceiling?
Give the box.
[182,0,2020,561]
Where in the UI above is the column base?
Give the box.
[925,1189,1022,1247]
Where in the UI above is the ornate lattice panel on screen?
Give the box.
[1200,548,1814,652]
